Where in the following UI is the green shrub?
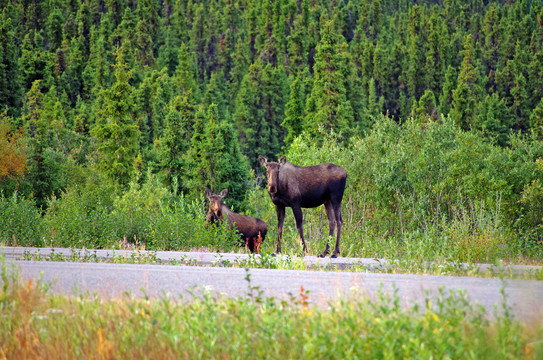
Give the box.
[283,115,543,261]
[41,173,242,252]
[0,192,42,246]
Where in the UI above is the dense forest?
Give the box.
[1,0,542,260]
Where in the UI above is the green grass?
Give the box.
[1,260,542,359]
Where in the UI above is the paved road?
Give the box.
[4,259,543,323]
[3,246,542,274]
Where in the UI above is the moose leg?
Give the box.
[291,206,308,255]
[331,202,343,258]
[319,202,336,258]
[275,205,285,254]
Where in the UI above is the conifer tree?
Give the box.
[233,61,286,168]
[282,73,305,147]
[157,26,179,76]
[175,42,200,101]
[476,93,510,146]
[412,89,437,122]
[286,9,309,74]
[20,31,55,92]
[204,71,228,121]
[481,3,500,92]
[159,93,195,192]
[21,81,68,209]
[82,25,113,99]
[406,5,426,103]
[46,7,64,51]
[228,37,250,100]
[451,35,483,130]
[189,4,209,83]
[530,98,543,140]
[0,15,23,117]
[438,65,457,116]
[185,103,250,211]
[90,50,141,187]
[304,19,353,141]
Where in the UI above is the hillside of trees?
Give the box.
[1,0,542,259]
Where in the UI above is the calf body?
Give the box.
[206,189,267,253]
[259,155,347,258]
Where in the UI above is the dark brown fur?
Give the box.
[259,155,347,258]
[205,189,267,253]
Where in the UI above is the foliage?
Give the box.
[1,0,543,261]
[1,271,541,359]
[284,116,543,262]
[0,113,27,193]
[0,192,42,247]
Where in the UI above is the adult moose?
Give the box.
[259,155,347,258]
[206,189,267,253]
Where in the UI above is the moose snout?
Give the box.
[268,185,277,194]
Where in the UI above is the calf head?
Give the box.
[259,155,286,194]
[205,188,228,222]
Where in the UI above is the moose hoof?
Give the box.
[331,253,339,259]
[318,253,328,258]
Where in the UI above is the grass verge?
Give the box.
[1,258,542,359]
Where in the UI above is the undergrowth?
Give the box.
[1,260,541,359]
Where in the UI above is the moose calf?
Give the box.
[259,155,347,258]
[206,189,267,253]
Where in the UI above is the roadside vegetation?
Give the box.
[1,263,542,359]
[2,116,542,268]
[1,0,543,265]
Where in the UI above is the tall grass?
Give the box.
[1,262,541,359]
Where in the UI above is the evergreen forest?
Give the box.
[1,0,543,262]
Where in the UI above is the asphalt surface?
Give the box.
[3,246,542,274]
[2,247,542,323]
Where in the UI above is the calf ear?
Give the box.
[258,155,268,167]
[278,156,287,165]
[219,189,228,198]
[205,188,213,200]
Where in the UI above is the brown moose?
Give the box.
[259,155,347,258]
[205,188,267,253]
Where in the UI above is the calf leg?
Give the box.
[275,205,285,254]
[292,206,308,255]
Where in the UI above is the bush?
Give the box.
[284,115,543,261]
[0,192,42,246]
[41,173,242,252]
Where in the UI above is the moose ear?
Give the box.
[258,155,268,167]
[205,188,213,200]
[278,156,287,165]
[219,189,228,198]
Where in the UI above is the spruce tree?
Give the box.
[303,19,353,141]
[0,15,23,117]
[476,93,510,146]
[282,73,305,147]
[233,61,286,168]
[530,98,543,140]
[90,50,141,187]
[186,103,250,211]
[175,42,200,101]
[159,93,195,193]
[451,35,483,130]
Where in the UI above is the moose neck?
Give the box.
[217,204,233,220]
